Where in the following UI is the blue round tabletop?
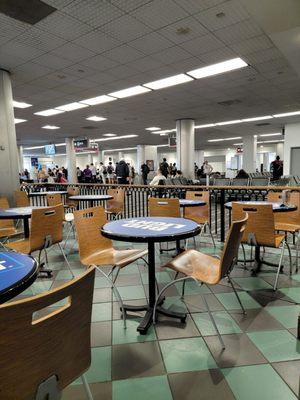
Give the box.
[0,251,38,302]
[179,199,206,207]
[101,216,201,243]
[225,201,297,212]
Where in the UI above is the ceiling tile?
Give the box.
[33,53,74,69]
[14,27,66,52]
[174,0,227,14]
[152,45,192,64]
[111,0,153,12]
[73,29,121,53]
[158,16,209,44]
[182,33,224,56]
[230,35,274,55]
[130,32,173,54]
[126,56,164,72]
[101,14,152,42]
[51,42,95,61]
[80,54,120,71]
[214,19,263,45]
[104,44,144,63]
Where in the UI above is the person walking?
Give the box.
[76,167,82,183]
[90,163,97,182]
[271,155,283,180]
[141,162,150,185]
[99,162,106,184]
[107,162,114,184]
[83,165,92,183]
[115,159,129,184]
[160,158,169,178]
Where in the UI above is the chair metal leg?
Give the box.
[201,291,225,349]
[57,242,75,278]
[228,276,246,315]
[241,244,247,268]
[286,242,293,276]
[274,242,286,291]
[63,221,74,249]
[181,279,186,299]
[296,232,299,273]
[81,374,94,400]
[207,223,216,248]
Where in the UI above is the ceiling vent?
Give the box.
[256,122,271,126]
[217,99,242,106]
[81,126,98,130]
[0,0,56,25]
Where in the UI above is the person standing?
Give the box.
[141,162,150,185]
[115,159,129,184]
[160,158,169,178]
[77,167,82,183]
[99,162,106,184]
[90,163,97,182]
[83,165,92,183]
[107,162,114,184]
[203,160,213,175]
[271,155,283,180]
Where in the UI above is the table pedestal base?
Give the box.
[251,245,283,275]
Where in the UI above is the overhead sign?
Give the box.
[168,132,176,148]
[74,140,98,154]
[74,139,88,148]
[31,157,38,167]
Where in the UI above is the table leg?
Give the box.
[23,218,30,238]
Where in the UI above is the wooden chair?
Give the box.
[65,186,79,210]
[148,197,180,218]
[105,188,125,219]
[184,191,215,247]
[73,206,148,328]
[0,197,22,245]
[232,203,292,290]
[6,205,74,278]
[0,267,96,400]
[153,216,248,349]
[14,190,30,207]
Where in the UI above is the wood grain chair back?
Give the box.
[14,190,30,207]
[0,197,14,230]
[46,193,62,207]
[148,197,180,218]
[232,203,276,247]
[106,188,125,214]
[0,267,95,400]
[66,186,80,208]
[74,206,112,262]
[185,191,209,223]
[267,191,300,225]
[220,215,248,278]
[30,205,64,252]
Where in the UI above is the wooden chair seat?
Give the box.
[241,233,285,249]
[275,222,300,233]
[6,239,30,253]
[81,248,147,269]
[163,249,220,285]
[0,227,19,239]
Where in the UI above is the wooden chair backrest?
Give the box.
[232,203,276,247]
[106,188,125,214]
[46,193,62,207]
[220,215,248,278]
[74,206,112,262]
[66,186,80,207]
[14,190,30,207]
[184,191,209,223]
[267,191,300,225]
[0,197,14,230]
[148,197,180,218]
[0,267,95,399]
[30,205,64,252]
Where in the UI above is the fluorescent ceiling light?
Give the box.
[86,116,107,122]
[187,58,247,79]
[233,143,243,146]
[42,125,60,130]
[13,100,32,108]
[195,124,216,129]
[94,134,138,142]
[242,115,273,122]
[143,74,193,90]
[216,120,241,126]
[79,95,116,105]
[109,86,150,99]
[259,133,282,137]
[145,127,161,131]
[160,133,168,136]
[34,109,65,116]
[257,139,284,144]
[208,136,242,142]
[157,144,169,147]
[104,147,137,152]
[153,129,176,134]
[24,145,44,150]
[273,111,300,117]
[103,133,117,137]
[14,118,27,124]
[55,143,65,147]
[56,102,88,112]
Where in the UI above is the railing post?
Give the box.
[220,188,225,242]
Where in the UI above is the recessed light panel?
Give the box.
[216,120,241,126]
[13,100,32,108]
[14,118,27,124]
[42,125,60,129]
[103,133,117,137]
[187,58,247,79]
[109,86,151,98]
[86,116,107,122]
[80,95,116,105]
[208,136,242,142]
[56,102,88,112]
[143,74,193,90]
[145,127,161,131]
[273,111,300,117]
[94,134,138,142]
[34,109,65,116]
[242,116,273,122]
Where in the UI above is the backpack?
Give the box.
[107,165,113,174]
[103,166,107,174]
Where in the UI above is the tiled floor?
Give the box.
[14,233,300,400]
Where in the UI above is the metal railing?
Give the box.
[24,182,300,242]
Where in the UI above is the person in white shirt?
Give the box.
[149,168,167,186]
[203,160,213,175]
[99,162,106,184]
[90,163,97,182]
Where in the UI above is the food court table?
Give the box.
[69,194,113,208]
[28,191,68,197]
[0,250,38,303]
[101,216,201,334]
[179,199,206,208]
[225,201,297,274]
[0,206,48,238]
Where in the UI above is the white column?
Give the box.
[195,150,204,168]
[137,145,145,171]
[137,145,158,170]
[0,69,19,204]
[284,122,300,175]
[18,145,24,172]
[276,142,284,159]
[65,137,77,183]
[118,151,124,160]
[176,119,195,179]
[242,135,257,173]
[263,153,270,171]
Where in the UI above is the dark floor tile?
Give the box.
[155,315,200,340]
[272,360,300,395]
[262,274,300,289]
[289,328,298,338]
[114,273,142,287]
[247,289,294,307]
[91,321,112,347]
[168,370,235,400]
[209,284,233,294]
[184,293,225,313]
[230,309,284,332]
[143,283,179,297]
[204,333,267,368]
[112,299,147,320]
[112,341,165,380]
[62,382,112,400]
[93,288,112,303]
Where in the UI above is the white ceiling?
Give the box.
[1,0,300,151]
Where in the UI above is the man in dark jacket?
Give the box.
[271,155,283,180]
[115,159,129,184]
[160,158,169,178]
[141,162,150,185]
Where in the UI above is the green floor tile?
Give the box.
[92,303,111,322]
[112,375,172,400]
[94,277,111,289]
[55,269,84,280]
[119,264,140,275]
[233,277,272,290]
[291,274,300,282]
[162,296,188,313]
[193,311,242,336]
[159,337,217,373]
[222,364,297,400]
[280,288,300,303]
[247,330,300,362]
[113,285,145,301]
[141,271,172,284]
[175,280,211,295]
[23,281,52,295]
[74,347,111,384]
[112,319,156,345]
[266,305,300,328]
[216,291,261,310]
